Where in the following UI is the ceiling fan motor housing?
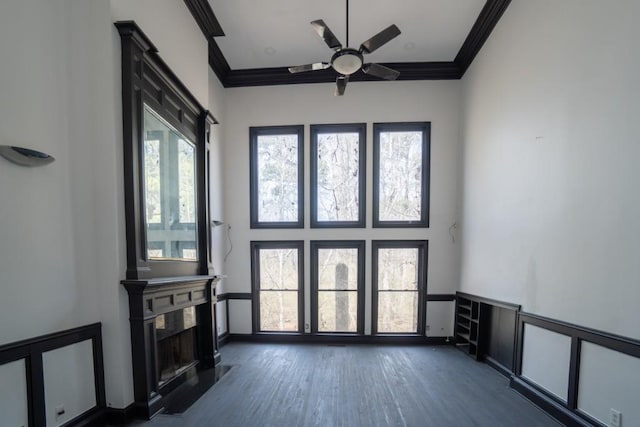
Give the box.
[331,48,363,75]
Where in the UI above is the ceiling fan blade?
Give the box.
[362,63,400,80]
[311,20,343,51]
[335,76,348,96]
[359,24,401,54]
[288,62,331,73]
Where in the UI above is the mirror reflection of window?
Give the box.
[143,106,198,261]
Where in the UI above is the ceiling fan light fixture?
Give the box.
[331,49,363,75]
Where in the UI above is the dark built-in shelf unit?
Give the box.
[455,292,521,375]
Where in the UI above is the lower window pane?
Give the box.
[318,291,358,333]
[259,291,298,332]
[377,291,418,333]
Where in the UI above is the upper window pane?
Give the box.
[250,126,304,228]
[258,248,300,290]
[143,106,197,261]
[374,123,430,227]
[311,124,366,228]
[377,248,419,291]
[317,248,359,290]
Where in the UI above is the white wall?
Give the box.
[460,0,640,339]
[459,0,640,420]
[222,81,462,334]
[110,0,209,107]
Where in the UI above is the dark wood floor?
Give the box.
[134,343,559,427]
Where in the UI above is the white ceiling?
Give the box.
[208,0,486,70]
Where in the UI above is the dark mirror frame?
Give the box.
[117,21,215,279]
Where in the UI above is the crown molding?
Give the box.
[188,0,511,88]
[455,0,511,75]
[183,0,225,38]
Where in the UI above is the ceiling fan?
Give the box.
[288,0,402,96]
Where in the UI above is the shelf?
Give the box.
[457,332,470,341]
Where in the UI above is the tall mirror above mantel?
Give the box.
[116,21,220,420]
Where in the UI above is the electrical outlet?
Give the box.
[55,405,65,419]
[609,408,621,427]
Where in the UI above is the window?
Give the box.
[251,241,304,333]
[310,124,366,228]
[250,126,304,228]
[310,241,365,334]
[372,240,427,334]
[373,122,430,227]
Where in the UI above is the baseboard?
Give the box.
[103,403,137,426]
[484,355,512,378]
[218,331,229,347]
[510,376,599,427]
[59,406,104,427]
[225,333,453,345]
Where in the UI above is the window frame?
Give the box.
[310,240,366,335]
[371,240,428,335]
[249,125,305,229]
[372,122,431,228]
[310,123,366,228]
[251,240,305,334]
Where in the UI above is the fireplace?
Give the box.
[156,307,198,386]
[122,276,221,418]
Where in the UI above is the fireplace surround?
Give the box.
[123,275,221,418]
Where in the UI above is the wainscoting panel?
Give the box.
[578,342,640,426]
[0,323,105,426]
[426,301,455,337]
[521,323,571,402]
[217,299,228,336]
[228,299,252,334]
[43,339,96,426]
[0,359,28,426]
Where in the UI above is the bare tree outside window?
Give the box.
[379,132,422,221]
[257,134,298,222]
[373,123,430,227]
[316,133,359,221]
[311,124,365,227]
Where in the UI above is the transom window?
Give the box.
[372,240,428,334]
[250,126,304,228]
[310,241,365,334]
[373,122,430,227]
[310,124,366,228]
[251,241,304,333]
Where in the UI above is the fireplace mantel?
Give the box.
[122,275,221,418]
